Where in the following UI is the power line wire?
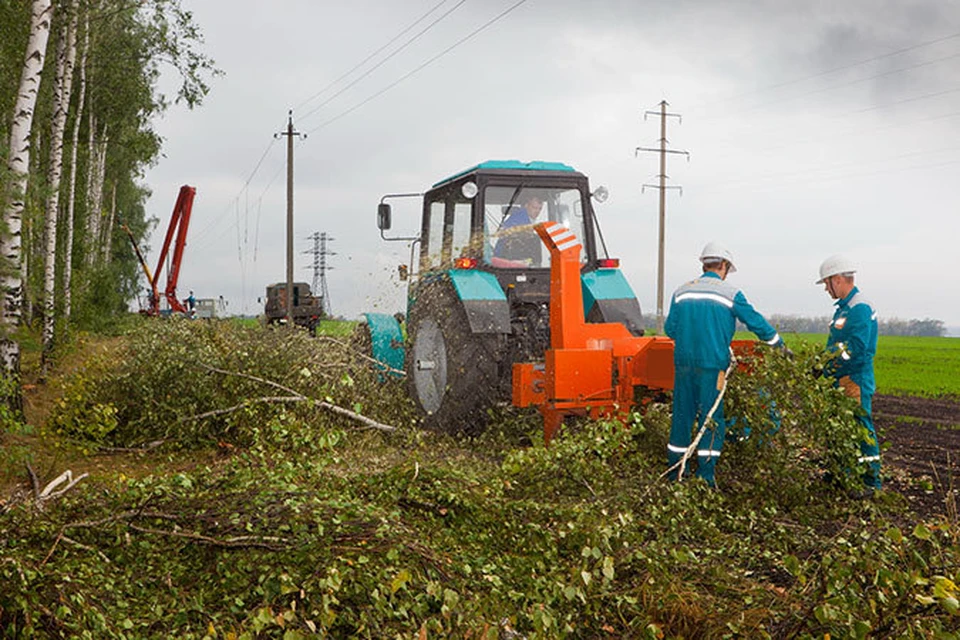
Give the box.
[703,49,960,120]
[689,30,960,114]
[299,0,469,124]
[189,135,280,244]
[306,0,532,135]
[293,0,453,113]
[702,144,960,193]
[705,105,960,165]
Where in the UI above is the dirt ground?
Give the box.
[874,394,960,521]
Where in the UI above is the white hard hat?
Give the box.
[816,254,856,284]
[699,242,737,273]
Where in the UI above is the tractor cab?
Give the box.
[369,160,645,432]
[415,161,599,285]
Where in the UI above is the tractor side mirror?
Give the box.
[377,203,392,230]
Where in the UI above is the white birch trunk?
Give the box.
[2,0,55,381]
[102,183,116,264]
[84,110,95,267]
[42,3,78,366]
[63,5,87,321]
[89,132,107,264]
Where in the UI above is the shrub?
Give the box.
[48,320,416,449]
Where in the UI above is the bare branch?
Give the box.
[98,439,168,454]
[41,530,64,566]
[61,535,113,564]
[128,524,288,550]
[192,365,398,432]
[26,463,40,500]
[315,335,406,376]
[40,471,88,501]
[183,396,304,421]
[197,363,305,398]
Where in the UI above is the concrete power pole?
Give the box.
[636,100,688,334]
[276,111,304,324]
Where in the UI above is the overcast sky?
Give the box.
[144,0,960,331]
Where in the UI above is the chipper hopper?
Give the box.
[512,221,675,444]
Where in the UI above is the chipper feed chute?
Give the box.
[511,221,675,444]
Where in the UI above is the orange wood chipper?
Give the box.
[511,221,676,444]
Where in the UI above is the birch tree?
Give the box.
[62,2,88,322]
[41,0,78,369]
[2,0,55,385]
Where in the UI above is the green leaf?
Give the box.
[783,554,801,578]
[933,577,958,599]
[912,523,932,540]
[390,569,411,594]
[942,597,959,614]
[602,556,615,580]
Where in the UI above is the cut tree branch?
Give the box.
[128,523,288,550]
[192,364,398,432]
[315,335,406,376]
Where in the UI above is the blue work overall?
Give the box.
[665,272,782,486]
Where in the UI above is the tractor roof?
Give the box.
[433,160,579,188]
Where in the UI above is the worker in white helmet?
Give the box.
[816,255,880,494]
[664,242,786,487]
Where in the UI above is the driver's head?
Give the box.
[524,195,544,219]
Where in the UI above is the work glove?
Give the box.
[780,345,795,360]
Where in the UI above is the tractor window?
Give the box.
[422,199,473,269]
[484,186,587,268]
[423,201,445,269]
[452,203,472,259]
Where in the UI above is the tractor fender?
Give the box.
[447,270,511,334]
[581,269,645,336]
[361,312,405,376]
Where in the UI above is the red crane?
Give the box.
[125,185,196,316]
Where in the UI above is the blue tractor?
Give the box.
[364,160,646,433]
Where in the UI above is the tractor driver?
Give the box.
[493,194,544,267]
[664,242,786,488]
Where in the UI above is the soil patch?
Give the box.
[874,394,960,521]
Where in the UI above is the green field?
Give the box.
[229,316,357,337]
[231,319,960,397]
[245,320,959,397]
[778,333,960,398]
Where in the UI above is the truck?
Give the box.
[362,160,649,433]
[263,282,324,334]
[195,298,218,319]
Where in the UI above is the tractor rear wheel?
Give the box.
[406,281,500,434]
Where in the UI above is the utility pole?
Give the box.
[276,111,304,324]
[304,231,335,316]
[636,100,688,334]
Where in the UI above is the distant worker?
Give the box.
[665,242,786,487]
[493,194,544,266]
[185,290,197,317]
[816,255,880,495]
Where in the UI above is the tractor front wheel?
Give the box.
[406,282,500,434]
